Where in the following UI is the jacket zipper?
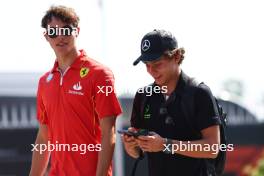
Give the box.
[58,67,70,86]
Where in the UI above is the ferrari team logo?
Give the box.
[80,67,89,78]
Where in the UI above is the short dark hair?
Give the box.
[41,5,80,28]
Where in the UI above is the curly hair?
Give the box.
[41,5,80,28]
[164,48,185,65]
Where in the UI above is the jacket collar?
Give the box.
[50,49,87,73]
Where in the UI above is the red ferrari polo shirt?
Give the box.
[36,50,122,176]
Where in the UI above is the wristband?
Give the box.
[163,138,173,154]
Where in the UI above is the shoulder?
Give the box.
[195,83,213,97]
[36,72,52,95]
[38,71,52,85]
[82,56,114,78]
[193,83,216,104]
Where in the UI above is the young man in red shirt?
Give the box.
[30,5,122,176]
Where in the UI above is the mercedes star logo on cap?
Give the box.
[141,40,151,52]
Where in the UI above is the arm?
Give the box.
[170,125,220,158]
[29,124,50,176]
[137,125,220,159]
[96,116,116,176]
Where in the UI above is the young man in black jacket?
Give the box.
[122,29,221,176]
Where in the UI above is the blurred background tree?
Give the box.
[220,79,244,104]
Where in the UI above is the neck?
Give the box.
[164,69,181,95]
[56,48,79,73]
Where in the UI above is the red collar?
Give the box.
[50,50,87,73]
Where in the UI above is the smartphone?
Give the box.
[117,129,139,137]
[117,129,149,137]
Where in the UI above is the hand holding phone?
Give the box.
[117,129,149,138]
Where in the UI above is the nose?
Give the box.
[57,34,66,40]
[55,35,68,44]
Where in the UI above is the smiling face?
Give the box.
[44,17,79,57]
[145,54,180,86]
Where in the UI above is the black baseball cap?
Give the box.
[133,29,178,66]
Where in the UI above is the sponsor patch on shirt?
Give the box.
[46,73,53,83]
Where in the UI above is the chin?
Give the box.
[56,47,71,55]
[154,80,164,86]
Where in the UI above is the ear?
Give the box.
[43,31,49,41]
[176,48,185,65]
[42,28,49,41]
[174,51,180,60]
[76,27,80,37]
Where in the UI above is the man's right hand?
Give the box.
[121,127,141,158]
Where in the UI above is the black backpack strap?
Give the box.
[213,99,228,176]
